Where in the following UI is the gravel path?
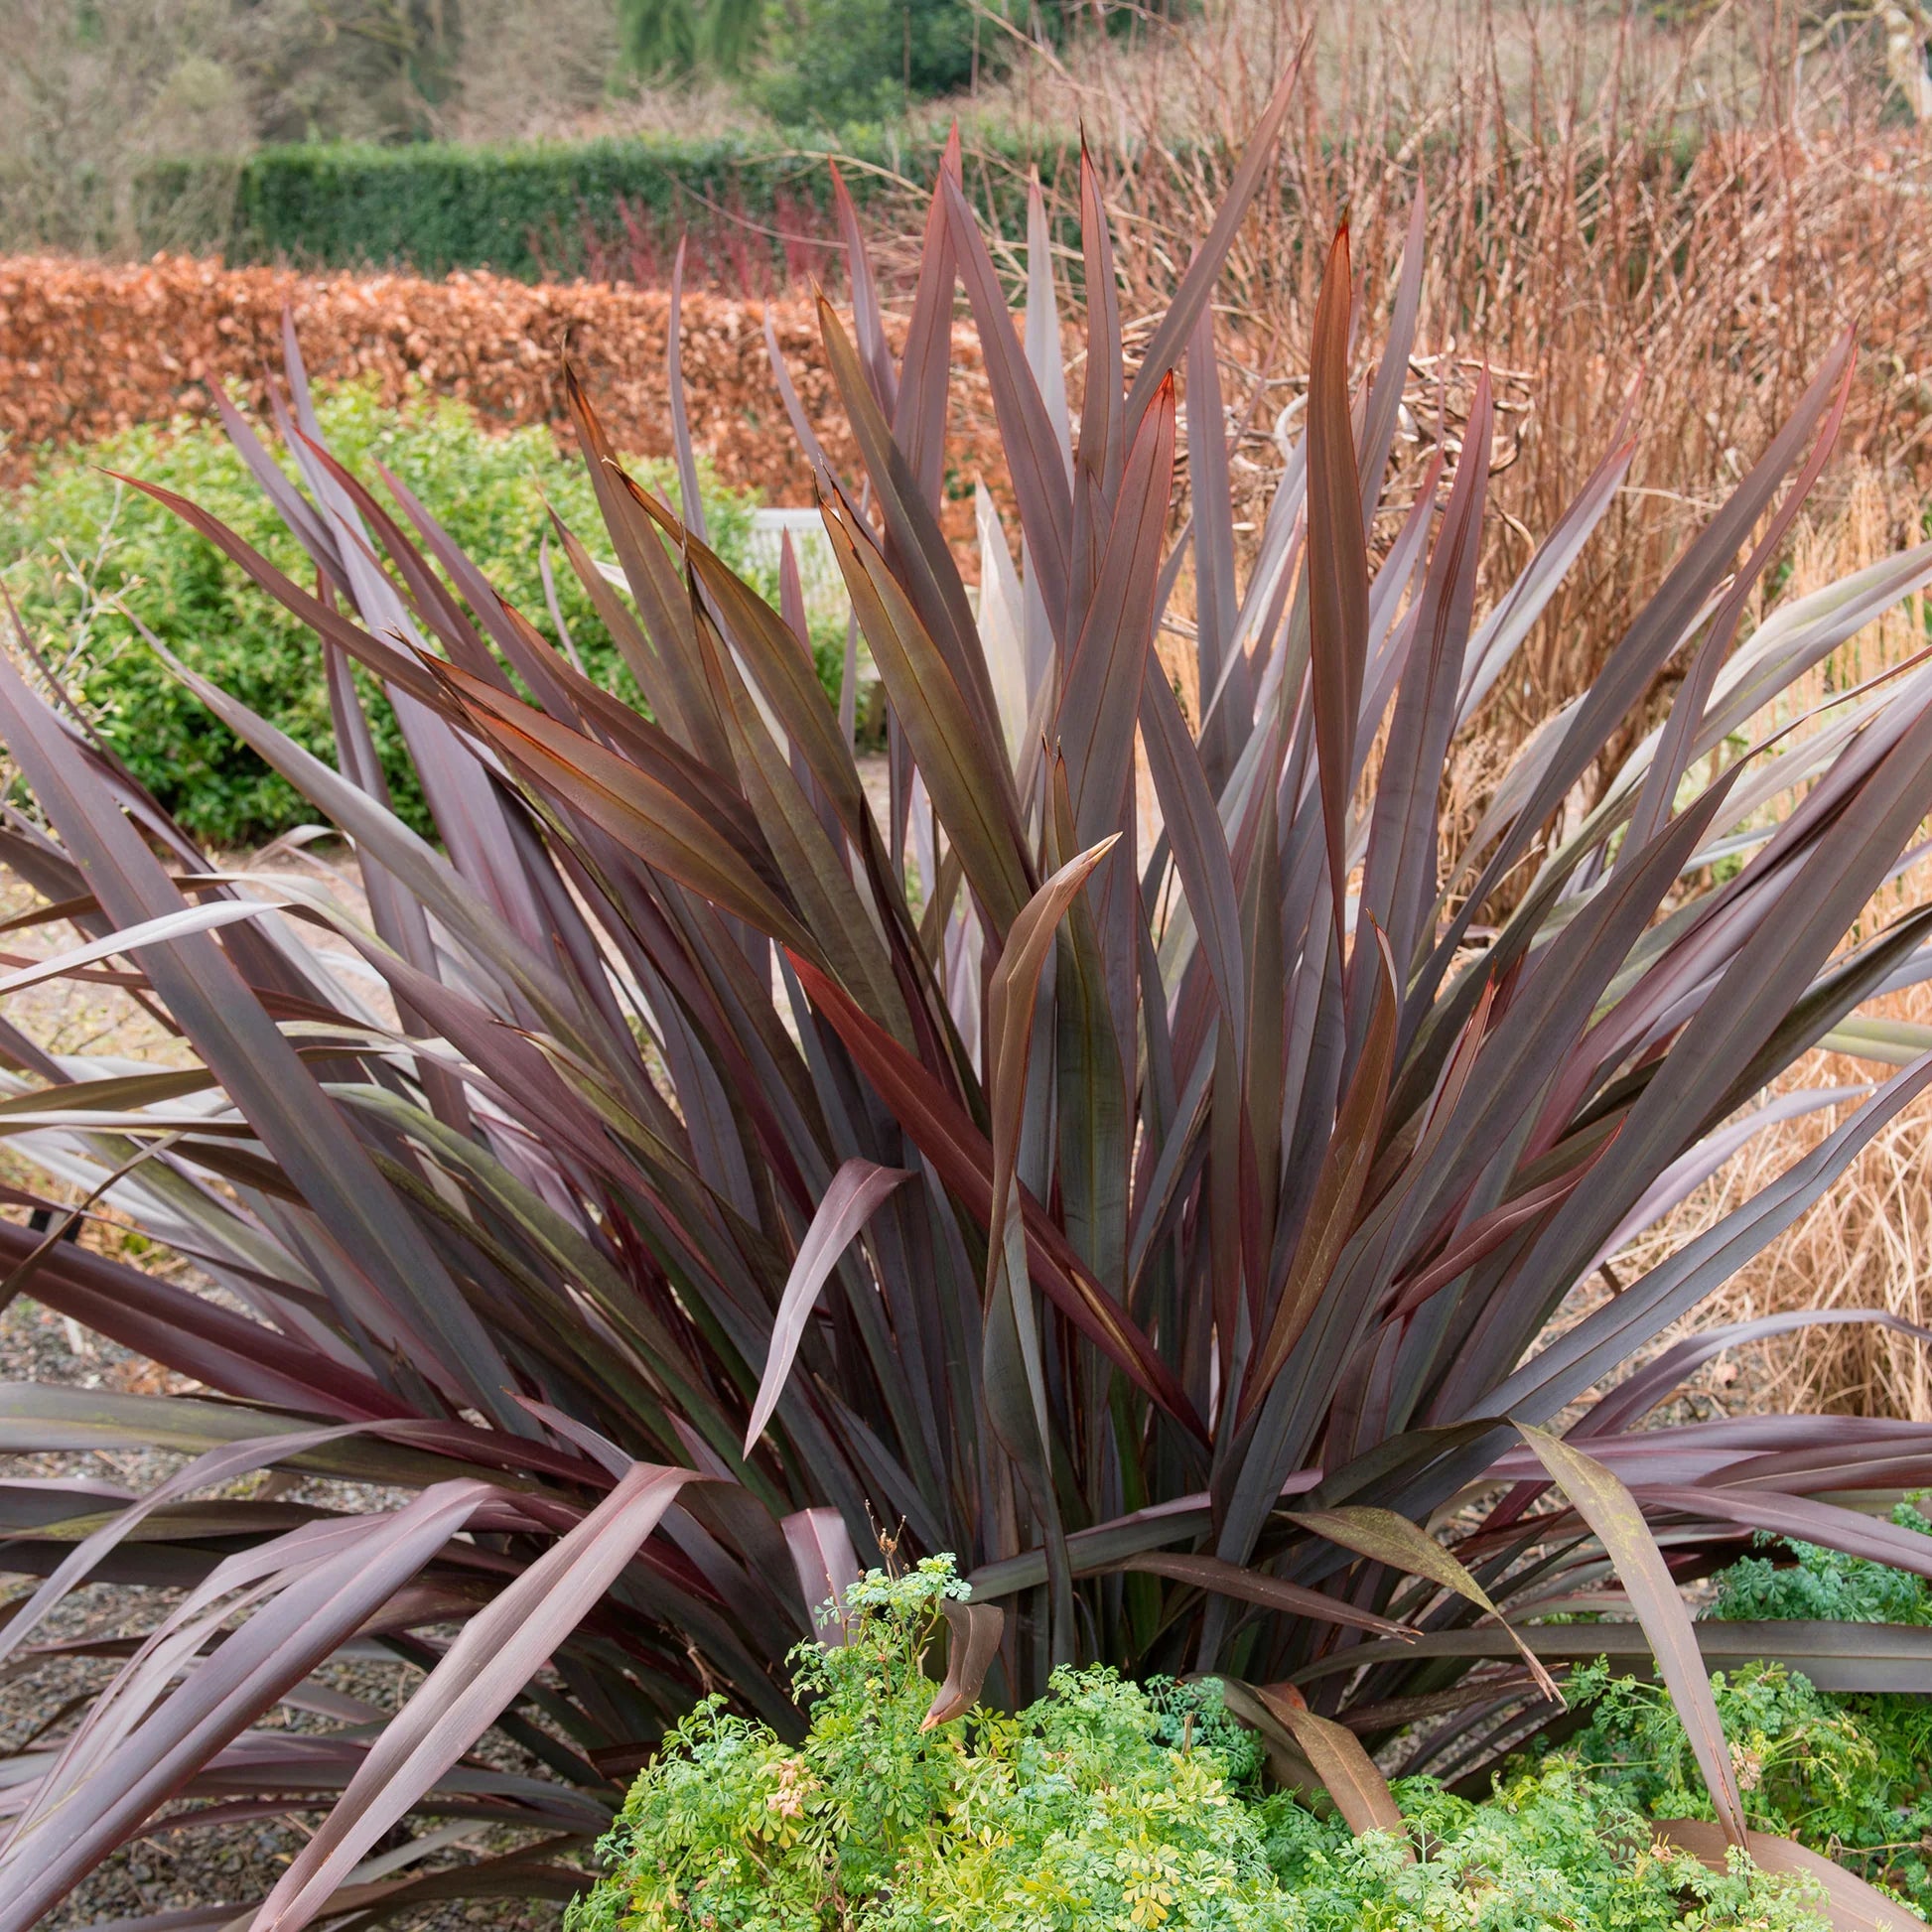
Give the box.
[0,1289,576,1930]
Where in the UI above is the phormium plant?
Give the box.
[1,64,1931,1929]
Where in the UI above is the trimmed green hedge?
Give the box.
[135,129,1072,281]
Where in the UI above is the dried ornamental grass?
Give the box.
[1639,465,1932,1426]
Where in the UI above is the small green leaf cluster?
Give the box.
[569,1559,1830,1932]
[0,380,767,846]
[1261,1759,1826,1932]
[1142,1673,1266,1792]
[1572,1661,1932,1915]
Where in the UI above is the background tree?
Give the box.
[619,0,764,75]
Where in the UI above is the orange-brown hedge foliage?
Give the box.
[0,255,1004,543]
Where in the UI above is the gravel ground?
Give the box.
[0,1293,578,1931]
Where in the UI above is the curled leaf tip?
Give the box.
[920,1598,1005,1730]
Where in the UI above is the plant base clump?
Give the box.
[567,1562,1832,1932]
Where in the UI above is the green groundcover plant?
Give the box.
[5,58,1932,1931]
[0,378,765,844]
[567,1556,1842,1932]
[1571,1504,1932,1916]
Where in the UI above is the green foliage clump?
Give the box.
[752,0,997,128]
[1568,1509,1932,1917]
[1572,1661,1932,1917]
[1262,1758,1825,1932]
[1142,1673,1265,1793]
[569,1558,1829,1932]
[0,381,759,846]
[620,0,764,78]
[1707,1502,1932,1627]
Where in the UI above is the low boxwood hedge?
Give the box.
[134,128,1072,280]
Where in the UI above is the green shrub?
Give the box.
[1707,1503,1932,1627]
[569,1559,1829,1932]
[1573,1659,1932,1918]
[0,381,761,846]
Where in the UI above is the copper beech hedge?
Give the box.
[0,253,1004,541]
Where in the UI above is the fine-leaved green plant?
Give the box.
[571,1561,1835,1932]
[1567,1518,1932,1915]
[1574,1661,1932,1916]
[1709,1505,1932,1627]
